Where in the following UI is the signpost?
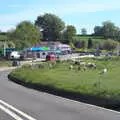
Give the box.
[0,40,7,57]
[116,45,120,56]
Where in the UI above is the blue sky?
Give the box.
[0,0,120,34]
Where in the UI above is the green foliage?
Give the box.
[81,28,87,35]
[69,42,75,49]
[0,35,7,41]
[62,25,76,43]
[35,13,65,41]
[87,38,93,49]
[102,21,116,39]
[73,35,119,51]
[0,60,12,67]
[7,41,15,48]
[102,39,119,51]
[93,21,120,40]
[22,64,32,69]
[94,26,103,36]
[74,40,87,49]
[7,21,43,49]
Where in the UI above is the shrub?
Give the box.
[88,38,93,49]
[102,39,119,51]
[22,64,32,69]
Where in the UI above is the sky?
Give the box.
[0,0,120,34]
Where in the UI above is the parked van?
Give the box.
[10,51,21,60]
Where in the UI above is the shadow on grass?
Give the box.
[8,74,120,111]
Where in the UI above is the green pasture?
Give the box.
[10,57,120,100]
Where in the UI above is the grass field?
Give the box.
[9,57,120,100]
[0,35,7,41]
[0,60,12,67]
[74,35,107,44]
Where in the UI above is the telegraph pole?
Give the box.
[116,44,120,56]
[0,40,7,57]
[3,41,6,57]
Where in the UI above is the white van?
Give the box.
[10,51,21,59]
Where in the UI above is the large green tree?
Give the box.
[8,21,42,49]
[93,21,120,40]
[94,26,103,36]
[102,21,116,39]
[35,13,65,41]
[62,25,76,44]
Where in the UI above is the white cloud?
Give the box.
[0,25,15,32]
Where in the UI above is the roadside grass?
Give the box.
[9,57,120,100]
[0,60,12,67]
[0,35,7,41]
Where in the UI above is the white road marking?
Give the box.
[0,104,23,120]
[0,99,37,120]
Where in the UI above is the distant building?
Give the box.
[23,42,71,59]
[34,42,71,52]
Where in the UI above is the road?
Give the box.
[0,70,120,120]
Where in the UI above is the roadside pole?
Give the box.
[3,41,6,57]
[116,44,120,56]
[0,40,6,57]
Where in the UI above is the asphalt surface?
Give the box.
[0,70,120,120]
[0,110,14,120]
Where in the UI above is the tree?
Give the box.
[81,28,87,35]
[74,40,86,49]
[62,25,76,44]
[102,21,116,39]
[93,21,120,40]
[87,38,93,49]
[74,41,82,48]
[94,26,103,36]
[7,21,42,49]
[113,27,120,40]
[7,41,15,48]
[102,39,119,51]
[35,13,65,41]
[81,40,86,49]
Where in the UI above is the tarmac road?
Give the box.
[0,69,120,120]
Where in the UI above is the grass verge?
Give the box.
[0,60,12,67]
[8,57,120,108]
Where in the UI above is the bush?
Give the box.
[88,38,93,49]
[102,39,119,51]
[22,64,32,69]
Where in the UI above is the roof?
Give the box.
[34,41,61,47]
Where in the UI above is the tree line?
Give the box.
[6,13,76,49]
[1,13,120,50]
[93,21,120,40]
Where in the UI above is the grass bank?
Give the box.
[0,34,7,41]
[9,57,120,108]
[0,60,12,67]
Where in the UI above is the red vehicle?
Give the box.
[46,53,56,61]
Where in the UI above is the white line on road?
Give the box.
[0,104,23,120]
[0,99,37,120]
